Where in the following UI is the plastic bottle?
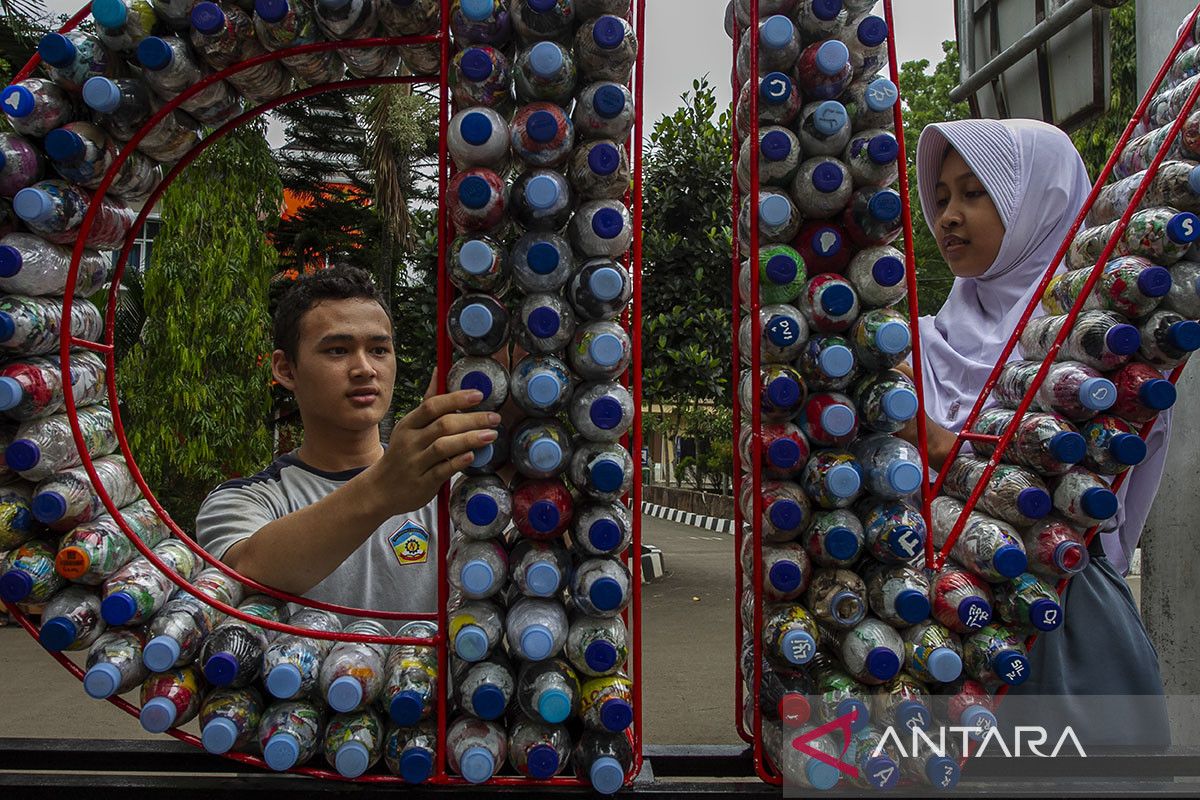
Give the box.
[447,293,509,356]
[569,381,634,444]
[1165,259,1200,318]
[930,496,1028,582]
[841,74,899,132]
[253,0,347,86]
[995,359,1117,422]
[805,507,864,567]
[511,104,574,170]
[139,664,204,733]
[796,38,853,100]
[447,167,508,234]
[143,568,246,671]
[851,433,924,499]
[508,595,570,662]
[569,139,630,201]
[995,572,1063,633]
[449,536,508,600]
[135,36,241,125]
[796,100,852,160]
[734,13,800,86]
[791,219,853,276]
[513,293,577,354]
[319,618,391,712]
[737,244,807,308]
[570,200,633,259]
[862,561,931,627]
[514,40,577,107]
[741,479,812,543]
[1022,515,1089,580]
[3,79,79,142]
[577,14,637,83]
[844,724,902,790]
[323,709,385,778]
[0,295,104,358]
[738,423,810,484]
[0,350,106,424]
[567,258,632,321]
[849,308,911,373]
[805,567,868,628]
[313,0,398,79]
[0,481,34,552]
[762,602,819,668]
[90,0,156,54]
[872,672,932,731]
[12,180,135,250]
[454,650,515,719]
[509,715,571,779]
[43,122,160,203]
[383,721,437,783]
[452,45,512,113]
[0,233,108,299]
[449,108,511,173]
[1042,255,1173,318]
[797,391,858,448]
[968,408,1086,476]
[850,370,917,436]
[1138,308,1200,368]
[963,624,1030,689]
[198,595,287,688]
[511,477,574,540]
[570,500,631,557]
[5,404,116,481]
[99,539,202,626]
[189,2,293,105]
[0,133,44,198]
[1067,207,1200,270]
[81,77,202,163]
[741,539,812,602]
[735,71,803,139]
[1110,360,1178,423]
[200,687,263,754]
[842,13,889,72]
[32,455,136,533]
[802,449,864,509]
[942,456,1052,528]
[576,0,630,19]
[573,81,635,142]
[36,32,123,94]
[738,364,806,424]
[902,621,964,684]
[570,556,631,617]
[809,649,872,731]
[839,616,904,685]
[83,627,147,699]
[844,246,906,309]
[257,699,324,771]
[569,441,633,502]
[1077,413,1148,475]
[511,0,576,44]
[579,671,633,734]
[568,320,631,382]
[1050,466,1119,525]
[511,417,572,478]
[574,730,636,795]
[937,677,996,741]
[565,613,628,678]
[857,497,925,564]
[450,474,511,540]
[0,538,64,604]
[509,534,570,597]
[790,157,853,220]
[902,741,962,790]
[517,657,579,724]
[738,188,803,248]
[735,126,801,193]
[447,357,509,415]
[842,186,903,247]
[794,333,857,393]
[510,231,573,294]
[738,304,809,367]
[448,715,509,783]
[930,565,994,634]
[745,647,814,728]
[450,597,504,661]
[797,273,860,333]
[450,0,511,48]
[843,128,899,190]
[54,500,170,585]
[261,608,342,700]
[38,584,105,652]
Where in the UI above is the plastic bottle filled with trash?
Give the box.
[858,497,926,564]
[841,74,899,132]
[872,672,933,732]
[44,122,160,202]
[742,479,812,543]
[450,0,510,48]
[91,0,157,55]
[851,369,918,435]
[0,132,44,198]
[1138,308,1200,368]
[511,417,572,478]
[569,139,630,200]
[1050,466,1119,526]
[930,564,994,634]
[798,273,860,333]
[792,100,851,161]
[737,245,807,310]
[517,656,579,725]
[449,107,511,173]
[139,664,204,733]
[32,455,137,532]
[13,180,135,250]
[447,356,509,414]
[569,381,634,443]
[319,618,391,712]
[1078,413,1148,475]
[570,556,631,618]
[845,245,906,309]
[1110,360,1178,423]
[450,597,504,661]
[1165,258,1200,318]
[841,13,889,74]
[570,200,633,259]
[761,602,819,669]
[5,404,117,481]
[54,500,170,585]
[805,507,864,567]
[843,128,900,189]
[747,651,814,729]
[734,71,803,139]
[0,350,107,424]
[738,188,802,248]
[450,536,508,600]
[1042,255,1173,318]
[936,677,996,741]
[454,649,514,720]
[567,258,632,321]
[509,534,570,598]
[738,364,807,424]
[573,81,635,142]
[198,686,263,755]
[36,31,123,94]
[448,714,508,784]
[968,407,1086,476]
[509,714,571,779]
[995,359,1117,422]
[0,294,104,358]
[901,620,963,684]
[844,724,902,791]
[791,220,852,278]
[902,741,962,790]
[511,105,573,170]
[789,157,852,220]
[798,391,859,448]
[566,612,627,678]
[383,720,437,783]
[849,308,911,372]
[511,476,574,540]
[99,539,202,626]
[579,671,633,734]
[739,422,810,481]
[839,616,904,685]
[1,79,78,139]
[794,332,857,392]
[568,320,631,382]
[742,539,812,603]
[450,474,512,540]
[514,40,577,107]
[738,304,810,366]
[257,698,324,771]
[963,623,1030,689]
[995,572,1063,633]
[805,566,868,629]
[569,441,633,502]
[447,293,509,356]
[1067,207,1200,270]
[38,584,104,652]
[447,167,509,234]
[862,561,931,627]
[82,626,147,699]
[0,481,34,552]
[942,455,1053,528]
[931,496,1028,582]
[81,77,202,163]
[452,45,512,113]
[842,185,903,248]
[513,293,577,355]
[262,608,342,700]
[0,537,65,605]
[1022,515,1090,580]
[802,449,864,510]
[313,0,399,79]
[576,13,636,82]
[135,36,241,124]
[199,595,287,689]
[189,2,293,105]
[143,567,246,671]
[570,499,631,557]
[797,38,852,100]
[253,0,346,86]
[733,13,799,86]
[511,231,574,293]
[323,709,385,778]
[736,126,801,192]
[0,233,109,299]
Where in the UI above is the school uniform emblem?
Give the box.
[389,520,429,565]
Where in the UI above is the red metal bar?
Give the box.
[630,0,647,778]
[10,2,93,83]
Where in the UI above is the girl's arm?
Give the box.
[891,361,959,471]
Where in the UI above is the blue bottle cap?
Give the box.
[400,747,433,783]
[527,241,561,274]
[201,717,240,754]
[39,616,78,651]
[460,0,493,21]
[590,457,625,493]
[812,0,842,20]
[529,41,564,78]
[768,559,803,593]
[457,175,492,210]
[458,302,495,337]
[765,253,799,285]
[459,48,495,81]
[37,33,77,68]
[863,755,899,789]
[265,663,303,699]
[992,544,1027,578]
[100,591,139,626]
[926,646,963,682]
[589,396,624,430]
[262,732,301,771]
[590,755,626,795]
[589,518,622,551]
[140,696,179,733]
[895,699,930,731]
[593,84,628,118]
[824,526,858,560]
[957,596,991,628]
[825,463,861,498]
[5,438,39,471]
[528,0,556,10]
[756,130,791,164]
[528,436,564,469]
[591,207,625,240]
[83,662,122,699]
[526,743,560,779]
[1167,211,1200,244]
[830,589,866,627]
[528,500,561,533]
[525,109,558,143]
[1015,486,1052,519]
[459,111,494,146]
[592,15,626,49]
[864,78,899,112]
[329,675,365,712]
[190,2,226,34]
[13,187,55,225]
[925,756,960,788]
[1135,265,1172,298]
[766,437,800,469]
[92,0,130,28]
[1,85,34,118]
[1138,378,1176,410]
[470,443,495,469]
[815,344,852,379]
[525,561,561,596]
[471,684,507,719]
[319,0,351,10]
[1078,376,1116,410]
[459,369,494,400]
[137,37,175,71]
[759,71,793,104]
[868,188,902,222]
[1109,432,1146,466]
[588,142,621,176]
[31,490,68,524]
[585,640,619,672]
[461,559,496,595]
[765,314,801,347]
[766,374,800,409]
[590,575,624,612]
[44,128,85,162]
[808,100,847,137]
[335,740,371,778]
[537,687,571,723]
[857,15,889,47]
[527,306,561,339]
[1029,598,1063,632]
[1047,431,1086,464]
[867,132,900,165]
[758,15,793,50]
[871,255,904,287]
[814,39,850,75]
[820,403,856,437]
[780,629,816,665]
[960,704,997,736]
[994,650,1029,686]
[82,77,122,113]
[202,652,240,686]
[759,193,792,227]
[142,635,182,672]
[886,460,922,496]
[1168,319,1200,351]
[520,623,554,660]
[818,282,855,316]
[767,498,804,532]
[864,646,900,680]
[588,266,624,300]
[879,386,918,422]
[601,697,634,732]
[0,312,15,342]
[465,493,499,526]
[0,246,21,278]
[255,0,290,20]
[1080,486,1118,520]
[874,320,911,355]
[588,332,624,367]
[807,225,842,258]
[809,160,844,193]
[1104,322,1140,355]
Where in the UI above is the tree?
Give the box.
[119,124,282,528]
[1071,2,1136,180]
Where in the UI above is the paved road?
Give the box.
[0,513,743,746]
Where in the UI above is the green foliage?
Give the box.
[390,207,438,413]
[1071,3,1136,180]
[671,405,734,493]
[119,125,282,528]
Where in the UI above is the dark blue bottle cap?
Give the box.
[819,403,856,437]
[461,560,496,596]
[0,246,20,278]
[527,306,561,339]
[13,187,55,225]
[765,253,798,284]
[863,755,899,789]
[465,492,499,526]
[589,575,623,612]
[768,559,802,593]
[38,616,78,651]
[812,0,842,21]
[895,699,930,731]
[1029,598,1063,632]
[864,78,899,111]
[529,500,561,533]
[525,109,558,143]
[459,111,494,146]
[824,526,858,560]
[140,697,179,733]
[525,561,561,596]
[1080,486,1118,520]
[100,591,138,625]
[591,207,625,240]
[590,755,625,795]
[528,0,556,10]
[1015,486,1052,519]
[83,662,122,699]
[1167,211,1200,244]
[759,71,792,104]
[585,639,619,672]
[527,240,561,274]
[815,40,850,75]
[760,15,794,50]
[256,0,290,21]
[92,0,129,28]
[857,15,889,47]
[142,635,182,672]
[37,33,77,68]
[766,374,801,408]
[1109,432,1147,466]
[520,623,555,660]
[31,490,68,524]
[457,174,492,210]
[960,704,996,737]
[137,37,175,71]
[994,650,1029,686]
[82,77,121,113]
[590,457,625,493]
[865,646,900,680]
[1078,376,1116,411]
[471,683,507,719]
[874,320,911,354]
[454,625,489,661]
[593,84,627,118]
[528,436,563,468]
[992,544,1027,578]
[868,188,902,222]
[880,386,918,422]
[588,142,621,176]
[809,160,844,193]
[759,193,792,227]
[600,697,633,732]
[767,498,804,532]
[460,0,493,21]
[459,369,494,400]
[808,224,842,257]
[1168,319,1200,351]
[589,332,625,367]
[759,130,792,163]
[809,100,847,136]
[335,740,371,779]
[766,437,800,469]
[263,732,301,771]
[780,629,816,665]
[589,396,624,430]
[588,266,624,300]
[886,461,922,494]
[526,743,560,779]
[265,663,303,699]
[867,132,899,165]
[191,2,227,34]
[957,596,991,628]
[529,41,565,78]
[765,313,801,347]
[459,47,495,81]
[1047,431,1086,464]
[44,128,85,162]
[389,689,425,726]
[926,646,963,683]
[1104,322,1140,355]
[1138,377,1177,410]
[836,697,869,731]
[203,652,241,686]
[400,748,433,784]
[871,255,904,287]
[1136,265,1172,298]
[1,85,35,118]
[592,15,626,49]
[825,463,861,498]
[5,438,40,471]
[819,344,855,378]
[0,312,14,343]
[819,282,855,316]
[458,302,495,338]
[589,518,622,551]
[201,717,239,754]
[925,756,960,789]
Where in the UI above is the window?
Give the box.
[111,218,162,275]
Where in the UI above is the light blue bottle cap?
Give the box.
[592,15,626,49]
[461,560,496,595]
[400,748,433,783]
[101,591,138,626]
[460,369,493,400]
[13,187,55,224]
[765,314,801,347]
[766,438,800,469]
[83,662,122,699]
[1029,598,1063,631]
[585,640,619,672]
[459,111,494,147]
[765,253,798,285]
[895,699,930,731]
[864,755,899,789]
[588,266,624,300]
[820,403,856,437]
[868,188,902,222]
[886,460,922,495]
[880,386,918,422]
[527,241,562,274]
[760,15,794,49]
[600,697,633,732]
[1015,486,1052,519]
[472,684,506,719]
[142,635,182,672]
[263,732,301,771]
[39,616,78,651]
[759,71,792,104]
[526,109,558,143]
[825,463,861,498]
[819,344,854,378]
[527,307,560,338]
[957,596,991,628]
[256,0,290,20]
[328,675,365,712]
[460,0,493,21]
[810,100,847,136]
[810,160,844,193]
[1104,322,1140,355]
[857,15,889,47]
[593,84,627,118]
[1138,377,1177,410]
[590,575,624,611]
[994,650,1029,686]
[780,629,816,665]
[927,646,962,682]
[44,128,85,162]
[589,333,624,367]
[470,443,495,469]
[768,560,802,593]
[961,704,997,736]
[893,588,930,626]
[1109,432,1146,466]
[204,652,240,686]
[1080,487,1118,520]
[864,78,899,112]
[768,498,804,532]
[528,437,563,469]
[82,77,122,113]
[465,492,499,526]
[759,193,792,227]
[335,740,371,778]
[867,132,899,165]
[1047,431,1086,464]
[804,759,841,790]
[815,39,850,75]
[37,33,77,68]
[1,85,34,118]
[526,743,560,779]
[589,396,624,430]
[190,2,226,34]
[529,41,564,78]
[1136,265,1171,298]
[140,696,179,733]
[92,0,130,28]
[824,526,858,560]
[1169,319,1200,351]
[520,623,555,660]
[459,47,494,81]
[925,755,960,788]
[589,518,622,551]
[529,500,560,532]
[836,697,870,732]
[526,561,561,596]
[1078,376,1116,410]
[588,142,621,176]
[137,37,174,71]
[1167,211,1200,243]
[591,207,624,240]
[457,174,492,210]
[865,646,900,680]
[766,374,801,409]
[874,320,911,354]
[590,755,625,795]
[812,0,842,20]
[202,717,240,754]
[819,283,854,315]
[590,457,625,493]
[759,130,792,162]
[266,663,303,699]
[537,687,571,723]
[458,302,494,337]
[992,544,1027,578]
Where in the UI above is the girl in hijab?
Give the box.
[903,117,1171,748]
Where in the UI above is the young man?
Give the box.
[196,266,498,613]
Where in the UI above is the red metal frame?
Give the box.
[4,0,646,785]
